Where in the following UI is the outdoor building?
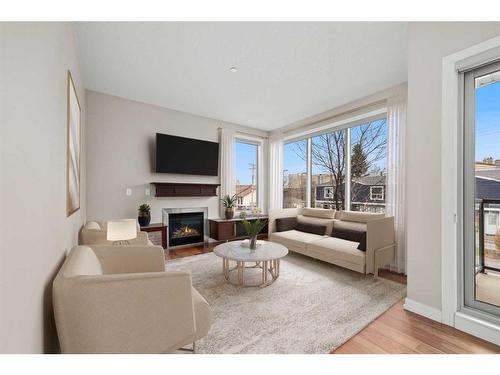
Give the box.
[235,184,257,211]
[314,174,387,213]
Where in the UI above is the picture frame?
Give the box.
[66,70,81,217]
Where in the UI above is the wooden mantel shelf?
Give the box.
[151,182,220,197]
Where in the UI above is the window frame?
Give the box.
[324,186,334,199]
[370,186,385,201]
[234,137,262,213]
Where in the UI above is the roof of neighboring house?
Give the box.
[236,184,255,197]
[353,175,386,186]
[476,169,500,181]
[476,176,500,201]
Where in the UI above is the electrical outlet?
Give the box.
[145,188,151,196]
[126,188,132,196]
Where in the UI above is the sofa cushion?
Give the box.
[270,230,325,252]
[338,211,384,223]
[333,219,367,232]
[302,208,336,219]
[275,217,298,232]
[295,222,327,235]
[307,237,366,266]
[331,221,365,243]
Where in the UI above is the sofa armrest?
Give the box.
[268,208,302,235]
[55,271,195,353]
[91,245,165,274]
[365,216,395,275]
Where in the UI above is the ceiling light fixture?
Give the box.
[229,67,238,73]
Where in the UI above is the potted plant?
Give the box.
[221,194,237,220]
[242,218,268,250]
[138,203,151,226]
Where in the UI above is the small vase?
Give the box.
[249,236,257,250]
[138,214,151,227]
[225,208,234,220]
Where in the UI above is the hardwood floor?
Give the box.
[332,300,500,354]
[166,242,500,354]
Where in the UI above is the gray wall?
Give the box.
[85,91,268,224]
[0,23,86,353]
[406,22,500,311]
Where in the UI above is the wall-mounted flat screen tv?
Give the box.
[155,133,219,176]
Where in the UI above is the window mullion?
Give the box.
[306,138,312,208]
[345,128,351,210]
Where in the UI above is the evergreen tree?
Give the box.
[351,143,368,178]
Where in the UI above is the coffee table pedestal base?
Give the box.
[222,258,281,288]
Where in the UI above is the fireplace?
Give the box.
[163,207,208,248]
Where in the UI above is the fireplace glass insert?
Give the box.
[168,212,204,247]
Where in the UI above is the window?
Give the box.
[283,140,307,208]
[282,115,387,213]
[350,118,388,213]
[488,212,498,226]
[324,187,334,199]
[235,140,259,213]
[370,186,384,201]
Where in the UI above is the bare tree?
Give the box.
[292,119,387,210]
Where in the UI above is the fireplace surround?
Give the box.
[163,207,209,248]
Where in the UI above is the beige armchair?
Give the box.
[80,221,153,246]
[53,245,212,353]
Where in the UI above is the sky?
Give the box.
[235,141,258,184]
[476,81,500,162]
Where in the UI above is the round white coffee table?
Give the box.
[213,240,288,287]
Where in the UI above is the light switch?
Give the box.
[145,188,151,196]
[126,188,132,196]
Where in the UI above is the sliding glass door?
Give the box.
[463,60,500,316]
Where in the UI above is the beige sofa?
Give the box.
[53,245,212,353]
[269,208,394,278]
[80,221,154,246]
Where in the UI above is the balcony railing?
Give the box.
[478,198,500,273]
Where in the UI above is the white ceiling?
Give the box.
[76,22,408,130]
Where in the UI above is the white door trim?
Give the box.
[441,35,500,341]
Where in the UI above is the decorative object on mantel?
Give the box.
[138,203,151,226]
[107,219,137,245]
[220,194,237,220]
[151,182,219,197]
[242,218,268,250]
[239,211,248,219]
[66,70,81,217]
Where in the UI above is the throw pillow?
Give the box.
[275,217,297,232]
[295,222,327,235]
[331,222,366,251]
[357,232,367,251]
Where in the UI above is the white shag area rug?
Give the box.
[166,251,406,354]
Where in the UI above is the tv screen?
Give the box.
[155,133,219,176]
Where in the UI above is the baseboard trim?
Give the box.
[455,312,500,346]
[403,298,442,323]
